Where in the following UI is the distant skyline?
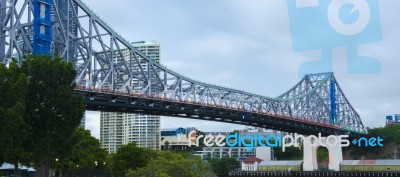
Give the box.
[82,0,400,139]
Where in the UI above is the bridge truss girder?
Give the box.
[0,0,366,135]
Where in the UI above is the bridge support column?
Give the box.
[302,135,343,171]
[303,137,318,171]
[327,141,343,171]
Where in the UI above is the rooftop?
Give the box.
[0,163,35,171]
[341,160,400,165]
[259,160,303,166]
[242,156,263,164]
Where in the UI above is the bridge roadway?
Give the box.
[75,87,352,137]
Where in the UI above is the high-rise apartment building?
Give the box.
[100,41,161,153]
[100,112,124,153]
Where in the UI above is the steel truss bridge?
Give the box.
[0,0,366,136]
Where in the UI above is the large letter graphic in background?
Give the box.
[287,0,382,76]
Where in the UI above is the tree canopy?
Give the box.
[344,124,400,159]
[52,128,108,177]
[54,128,108,169]
[0,60,30,177]
[208,157,240,177]
[0,55,85,177]
[21,55,84,164]
[126,151,215,177]
[111,143,156,177]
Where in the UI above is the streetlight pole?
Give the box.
[93,161,98,177]
[55,158,59,177]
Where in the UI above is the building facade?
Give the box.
[197,146,272,161]
[241,156,263,171]
[100,41,161,153]
[100,112,124,153]
[386,114,400,125]
[160,127,197,150]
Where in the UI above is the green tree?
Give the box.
[21,55,85,177]
[317,147,328,170]
[0,61,30,177]
[54,128,108,177]
[208,157,240,177]
[274,146,302,160]
[163,141,170,150]
[111,143,155,177]
[126,151,215,177]
[343,124,400,160]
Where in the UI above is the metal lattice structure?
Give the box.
[0,0,366,135]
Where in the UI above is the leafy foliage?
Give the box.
[274,146,302,160]
[111,143,156,177]
[18,55,84,170]
[52,128,109,177]
[317,147,328,170]
[54,128,108,169]
[126,151,215,177]
[21,55,85,165]
[344,124,400,159]
[0,60,30,176]
[0,55,85,177]
[208,157,240,177]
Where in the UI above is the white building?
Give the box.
[100,41,161,153]
[160,127,196,150]
[123,113,160,149]
[197,146,272,161]
[100,112,124,153]
[241,156,263,171]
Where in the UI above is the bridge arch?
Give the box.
[316,146,329,170]
[303,135,343,171]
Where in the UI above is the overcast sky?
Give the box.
[81,0,400,139]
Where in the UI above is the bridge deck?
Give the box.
[75,88,360,137]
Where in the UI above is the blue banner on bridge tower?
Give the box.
[33,0,52,55]
[330,77,337,125]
